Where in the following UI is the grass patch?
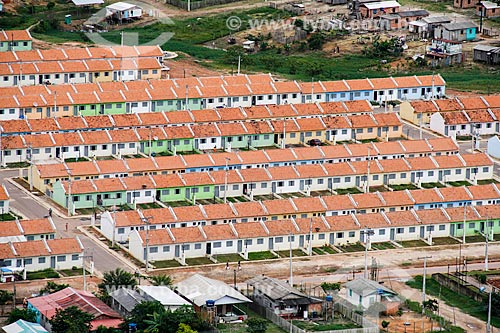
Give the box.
[218,306,286,333]
[371,242,396,250]
[137,202,163,209]
[164,200,192,207]
[447,181,471,187]
[465,235,489,243]
[64,157,88,163]
[58,268,89,277]
[431,237,460,245]
[369,185,387,193]
[152,260,182,269]
[214,253,243,263]
[389,183,419,191]
[292,320,361,331]
[27,268,59,280]
[339,243,365,253]
[186,257,214,266]
[321,245,337,254]
[276,249,306,257]
[335,187,363,195]
[6,162,30,168]
[248,251,277,261]
[400,240,429,248]
[421,182,445,189]
[477,179,499,185]
[406,275,500,328]
[0,213,19,221]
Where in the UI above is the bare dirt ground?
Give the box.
[390,280,486,332]
[373,310,437,333]
[167,57,224,78]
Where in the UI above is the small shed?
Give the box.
[473,44,500,64]
[477,1,500,18]
[487,135,500,159]
[246,275,322,317]
[106,2,142,21]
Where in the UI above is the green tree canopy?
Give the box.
[128,301,166,332]
[7,308,37,324]
[98,268,137,298]
[246,318,268,333]
[149,274,173,287]
[49,306,93,333]
[39,281,69,295]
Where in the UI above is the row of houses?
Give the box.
[0,30,32,52]
[0,44,165,87]
[125,205,500,263]
[0,100,373,135]
[1,112,403,165]
[0,237,84,273]
[99,183,500,243]
[30,137,460,194]
[400,95,500,125]
[0,218,56,243]
[430,109,500,138]
[50,152,494,210]
[0,74,447,120]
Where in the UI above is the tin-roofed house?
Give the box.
[435,21,478,42]
[246,275,322,317]
[174,274,251,322]
[343,278,400,314]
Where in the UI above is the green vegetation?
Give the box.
[335,188,363,195]
[98,268,137,299]
[292,320,361,331]
[320,282,341,292]
[27,268,59,280]
[371,242,396,250]
[339,242,365,252]
[0,213,18,221]
[400,240,429,248]
[149,274,174,287]
[421,182,445,189]
[478,179,499,185]
[218,307,286,333]
[389,184,419,191]
[447,181,471,187]
[248,251,277,260]
[7,308,37,324]
[465,235,489,243]
[50,306,94,333]
[431,237,460,245]
[276,249,306,257]
[186,257,214,265]
[39,281,69,294]
[152,260,182,268]
[58,268,89,277]
[214,253,244,263]
[137,202,164,209]
[407,275,500,328]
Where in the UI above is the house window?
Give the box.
[163,246,170,252]
[379,229,385,235]
[275,237,283,243]
[38,257,46,264]
[213,242,222,248]
[57,255,66,262]
[257,238,264,244]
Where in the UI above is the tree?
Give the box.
[128,301,166,332]
[39,281,69,295]
[50,306,93,333]
[224,46,246,66]
[320,282,340,293]
[177,323,197,333]
[0,290,12,315]
[94,326,121,333]
[308,33,326,50]
[381,320,390,332]
[149,274,173,287]
[7,308,37,324]
[423,299,439,332]
[246,318,268,333]
[46,1,55,10]
[491,292,500,316]
[98,268,137,298]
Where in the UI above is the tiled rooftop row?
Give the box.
[0,101,373,134]
[0,237,83,259]
[35,137,458,179]
[407,95,500,113]
[108,184,500,227]
[58,153,493,195]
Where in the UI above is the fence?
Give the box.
[432,273,486,303]
[248,298,379,333]
[164,0,243,11]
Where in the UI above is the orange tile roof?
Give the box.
[243,106,271,119]
[345,79,373,91]
[28,118,59,132]
[267,104,297,118]
[465,109,495,123]
[232,221,268,238]
[273,81,301,94]
[438,186,472,202]
[405,156,438,170]
[344,100,372,113]
[380,190,414,206]
[458,97,489,110]
[432,154,464,169]
[51,132,84,146]
[321,80,350,92]
[426,137,459,152]
[466,184,500,200]
[384,210,419,226]
[203,203,238,220]
[321,195,356,211]
[0,119,30,134]
[85,116,113,129]
[108,129,140,143]
[265,219,297,236]
[203,224,236,241]
[294,217,328,234]
[137,229,174,245]
[96,160,128,174]
[216,107,247,121]
[409,100,439,113]
[20,218,55,235]
[409,188,443,204]
[23,134,54,149]
[232,201,267,217]
[170,226,206,243]
[323,215,359,231]
[319,102,346,115]
[483,95,500,108]
[349,114,377,128]
[56,117,88,131]
[292,197,326,212]
[370,77,397,90]
[415,209,450,224]
[322,116,350,129]
[79,130,110,144]
[434,99,462,111]
[191,109,221,123]
[393,75,421,88]
[293,103,322,116]
[350,193,384,209]
[262,199,297,215]
[356,213,390,228]
[460,153,492,167]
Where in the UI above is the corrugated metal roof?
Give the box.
[442,21,478,30]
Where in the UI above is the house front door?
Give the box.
[268,238,274,250]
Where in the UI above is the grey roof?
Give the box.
[138,286,191,307]
[442,21,478,31]
[71,0,104,5]
[344,278,397,297]
[363,0,401,9]
[246,276,322,305]
[422,16,452,24]
[398,10,429,17]
[474,44,500,52]
[110,287,148,313]
[174,274,251,307]
[381,14,400,19]
[480,1,500,9]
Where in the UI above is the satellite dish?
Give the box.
[153,136,159,141]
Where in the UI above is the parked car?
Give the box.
[308,139,322,146]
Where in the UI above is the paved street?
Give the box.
[0,169,134,276]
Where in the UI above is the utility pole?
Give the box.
[65,167,73,216]
[289,232,293,286]
[418,256,432,318]
[112,194,118,247]
[366,147,372,194]
[79,252,94,291]
[142,216,153,272]
[308,218,313,256]
[487,290,492,333]
[361,228,374,279]
[224,157,230,203]
[28,144,33,191]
